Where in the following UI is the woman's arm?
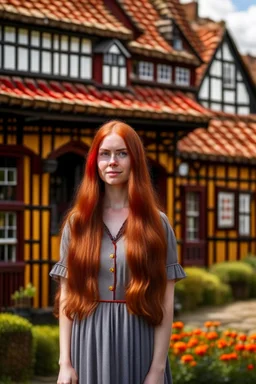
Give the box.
[143,280,175,384]
[57,277,78,384]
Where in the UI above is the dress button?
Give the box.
[109,285,114,291]
[109,267,115,273]
[109,253,115,259]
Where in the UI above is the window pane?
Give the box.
[239,194,250,213]
[42,33,51,49]
[81,39,91,53]
[4,46,15,69]
[70,37,79,52]
[80,57,92,79]
[70,55,79,77]
[0,186,16,200]
[42,51,51,73]
[60,54,68,75]
[53,53,59,74]
[4,27,15,43]
[53,35,59,49]
[31,31,40,47]
[61,36,68,51]
[31,50,40,72]
[239,215,250,236]
[118,56,125,66]
[120,67,126,87]
[18,48,28,71]
[111,66,118,86]
[103,65,110,85]
[0,229,4,238]
[0,170,4,182]
[7,169,16,183]
[18,29,28,44]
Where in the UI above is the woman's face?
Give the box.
[97,133,131,186]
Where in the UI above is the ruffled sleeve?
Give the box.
[160,212,186,282]
[49,221,70,280]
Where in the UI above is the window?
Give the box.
[0,212,17,262]
[223,63,235,88]
[186,192,200,240]
[138,61,154,81]
[0,25,92,80]
[103,44,127,87]
[175,67,190,86]
[0,158,17,201]
[217,190,235,229]
[173,27,183,51]
[157,64,172,84]
[239,193,250,236]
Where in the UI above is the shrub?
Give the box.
[170,321,256,384]
[243,254,256,270]
[175,267,231,310]
[210,261,254,300]
[32,325,59,376]
[0,314,34,382]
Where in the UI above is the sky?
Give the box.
[180,0,256,55]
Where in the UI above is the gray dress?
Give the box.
[50,212,186,384]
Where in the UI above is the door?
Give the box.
[181,186,207,266]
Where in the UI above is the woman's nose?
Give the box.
[109,153,118,165]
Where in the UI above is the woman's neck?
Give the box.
[103,185,129,210]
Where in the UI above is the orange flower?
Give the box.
[249,334,256,341]
[173,342,187,353]
[195,345,209,356]
[229,352,238,360]
[181,354,194,364]
[220,354,231,361]
[247,364,254,370]
[204,321,214,328]
[192,329,203,336]
[213,321,221,327]
[190,361,197,367]
[224,330,232,337]
[220,353,238,361]
[245,344,256,352]
[187,338,199,348]
[217,339,228,349]
[238,334,247,342]
[235,344,245,351]
[230,331,238,339]
[172,321,184,330]
[171,334,181,342]
[206,331,219,340]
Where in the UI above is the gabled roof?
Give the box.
[0,0,202,65]
[94,39,131,58]
[0,0,132,39]
[178,117,256,162]
[0,76,210,123]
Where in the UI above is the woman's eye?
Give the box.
[100,151,110,157]
[118,151,127,158]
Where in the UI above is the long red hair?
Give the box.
[59,120,167,326]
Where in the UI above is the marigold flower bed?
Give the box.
[169,321,256,384]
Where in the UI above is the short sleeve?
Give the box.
[49,221,70,280]
[160,212,186,282]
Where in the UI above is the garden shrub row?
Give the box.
[0,314,59,382]
[176,256,256,311]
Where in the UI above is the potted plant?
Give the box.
[11,282,36,309]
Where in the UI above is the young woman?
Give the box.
[50,120,186,384]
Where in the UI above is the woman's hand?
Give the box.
[57,362,78,384]
[143,369,165,384]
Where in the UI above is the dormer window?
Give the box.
[223,63,235,88]
[94,39,130,87]
[175,67,190,86]
[173,26,183,51]
[138,62,154,81]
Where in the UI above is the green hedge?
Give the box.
[210,261,255,299]
[175,267,232,310]
[32,325,59,376]
[0,314,34,382]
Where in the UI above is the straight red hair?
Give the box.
[59,120,167,326]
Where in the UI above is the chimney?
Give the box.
[181,1,199,22]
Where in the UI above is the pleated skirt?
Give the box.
[71,302,172,384]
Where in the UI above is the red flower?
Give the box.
[238,334,247,342]
[181,354,194,364]
[187,338,199,348]
[173,342,187,353]
[195,345,209,356]
[217,339,228,349]
[247,364,254,370]
[206,331,219,340]
[172,321,184,330]
[235,344,245,351]
[171,334,181,342]
[245,344,256,352]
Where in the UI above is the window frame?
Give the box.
[138,61,154,81]
[0,22,92,81]
[238,192,251,237]
[175,67,190,86]
[157,64,172,84]
[103,51,127,87]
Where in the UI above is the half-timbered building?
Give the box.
[0,0,255,309]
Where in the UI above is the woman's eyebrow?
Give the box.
[99,147,127,151]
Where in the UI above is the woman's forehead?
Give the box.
[99,133,126,149]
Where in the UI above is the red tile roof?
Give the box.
[0,0,201,64]
[178,118,256,161]
[117,0,201,63]
[242,55,256,85]
[193,22,225,85]
[0,76,210,123]
[0,0,132,39]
